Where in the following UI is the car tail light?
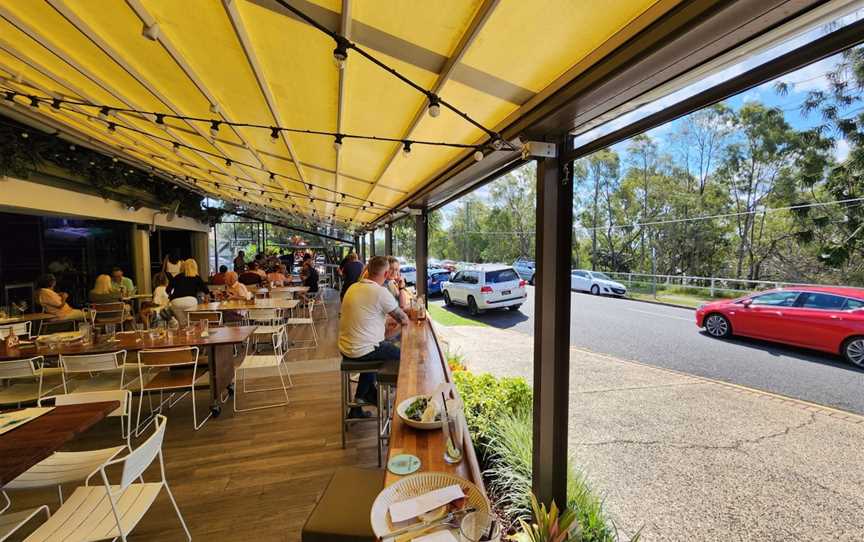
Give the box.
[518,280,527,287]
[480,286,493,293]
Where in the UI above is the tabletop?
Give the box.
[384,318,483,490]
[189,299,299,311]
[0,326,258,361]
[271,286,309,293]
[0,313,56,326]
[0,401,119,487]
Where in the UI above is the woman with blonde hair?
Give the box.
[89,274,122,304]
[167,259,209,325]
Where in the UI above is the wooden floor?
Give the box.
[6,293,381,541]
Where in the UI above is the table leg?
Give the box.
[208,344,221,417]
[207,343,242,418]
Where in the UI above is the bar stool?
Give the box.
[340,358,398,467]
[301,466,383,542]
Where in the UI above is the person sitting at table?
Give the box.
[110,267,136,296]
[224,271,253,301]
[167,259,209,326]
[210,265,229,285]
[267,264,288,287]
[89,274,124,304]
[384,256,410,310]
[36,273,85,321]
[140,272,171,327]
[301,254,319,293]
[238,263,264,287]
[162,252,183,279]
[338,256,408,417]
[339,252,363,300]
[233,250,247,273]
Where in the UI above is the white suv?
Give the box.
[442,264,527,315]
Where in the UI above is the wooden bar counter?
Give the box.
[385,317,484,492]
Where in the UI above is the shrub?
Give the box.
[452,371,532,451]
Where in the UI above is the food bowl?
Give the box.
[396,395,443,430]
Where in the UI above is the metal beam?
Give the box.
[350,0,500,223]
[384,226,393,256]
[414,211,428,301]
[532,136,572,508]
[332,0,351,218]
[368,229,375,257]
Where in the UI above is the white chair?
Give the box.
[135,347,210,435]
[0,492,49,542]
[286,299,318,350]
[234,327,293,413]
[4,390,133,504]
[21,415,191,542]
[247,308,283,352]
[59,350,134,393]
[311,289,329,320]
[0,357,63,407]
[0,321,32,340]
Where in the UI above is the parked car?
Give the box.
[439,260,458,272]
[400,265,416,285]
[442,264,527,315]
[695,286,864,367]
[512,258,536,285]
[570,270,627,297]
[427,268,452,295]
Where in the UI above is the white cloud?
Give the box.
[835,138,850,162]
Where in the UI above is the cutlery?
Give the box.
[382,507,475,541]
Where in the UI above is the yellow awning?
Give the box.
[0,0,678,229]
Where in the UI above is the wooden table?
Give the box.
[384,318,484,490]
[271,286,309,294]
[0,401,118,487]
[0,327,257,417]
[0,313,56,326]
[189,299,299,311]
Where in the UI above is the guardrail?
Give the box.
[602,271,845,299]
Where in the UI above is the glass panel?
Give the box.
[799,292,847,310]
[486,269,519,283]
[750,292,800,306]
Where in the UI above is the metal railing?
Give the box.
[601,271,847,299]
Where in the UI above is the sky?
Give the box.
[436,5,864,227]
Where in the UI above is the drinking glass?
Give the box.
[199,318,210,338]
[441,399,464,464]
[79,322,92,345]
[459,511,501,542]
[105,323,116,338]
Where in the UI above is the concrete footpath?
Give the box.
[436,324,864,541]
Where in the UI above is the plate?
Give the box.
[397,395,443,430]
[370,472,490,537]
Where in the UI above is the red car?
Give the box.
[695,286,864,367]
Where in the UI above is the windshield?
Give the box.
[591,272,611,281]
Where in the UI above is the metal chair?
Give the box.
[89,302,127,332]
[5,390,134,504]
[310,289,329,320]
[21,415,191,542]
[0,357,63,408]
[247,307,283,351]
[37,318,77,335]
[234,326,293,413]
[135,347,210,435]
[285,300,318,350]
[0,492,49,542]
[0,321,32,340]
[59,350,134,393]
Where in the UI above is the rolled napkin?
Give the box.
[389,484,465,524]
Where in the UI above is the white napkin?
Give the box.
[389,484,465,523]
[413,531,458,542]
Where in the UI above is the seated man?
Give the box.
[338,256,408,418]
[110,266,136,296]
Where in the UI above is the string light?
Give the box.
[3,91,15,106]
[402,141,412,156]
[427,93,440,118]
[474,150,484,162]
[98,106,110,120]
[106,122,116,133]
[270,126,279,142]
[51,98,61,110]
[333,133,343,151]
[172,142,180,154]
[155,113,165,124]
[29,95,39,108]
[333,36,349,70]
[210,120,220,138]
[225,158,232,167]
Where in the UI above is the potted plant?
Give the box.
[510,494,580,542]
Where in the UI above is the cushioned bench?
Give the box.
[301,466,384,542]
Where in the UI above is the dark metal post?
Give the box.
[369,230,376,257]
[532,136,572,509]
[414,211,428,302]
[384,226,393,256]
[353,234,360,255]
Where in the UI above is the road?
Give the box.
[431,286,864,415]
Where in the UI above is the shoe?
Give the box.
[347,407,372,419]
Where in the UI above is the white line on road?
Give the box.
[625,308,693,322]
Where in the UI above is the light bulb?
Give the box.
[270,127,279,142]
[428,103,440,118]
[333,134,343,151]
[402,141,412,156]
[474,150,484,162]
[210,120,220,138]
[98,106,110,120]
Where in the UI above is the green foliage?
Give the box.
[452,371,533,449]
[510,494,580,542]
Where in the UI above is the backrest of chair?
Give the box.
[120,414,167,489]
[0,321,31,339]
[306,299,315,318]
[61,350,125,374]
[0,358,38,379]
[91,302,125,312]
[247,308,280,322]
[188,311,222,325]
[138,347,198,367]
[41,389,131,418]
[272,326,286,358]
[92,307,124,323]
[39,319,77,334]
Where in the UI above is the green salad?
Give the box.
[404,396,441,422]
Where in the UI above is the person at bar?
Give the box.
[339,252,363,300]
[36,273,85,321]
[167,259,209,325]
[384,256,410,310]
[338,256,408,418]
[110,267,136,296]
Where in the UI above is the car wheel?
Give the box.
[467,296,480,316]
[443,291,453,307]
[842,336,864,367]
[590,284,600,295]
[508,304,522,312]
[704,313,732,338]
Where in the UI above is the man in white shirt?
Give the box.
[339,256,408,417]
